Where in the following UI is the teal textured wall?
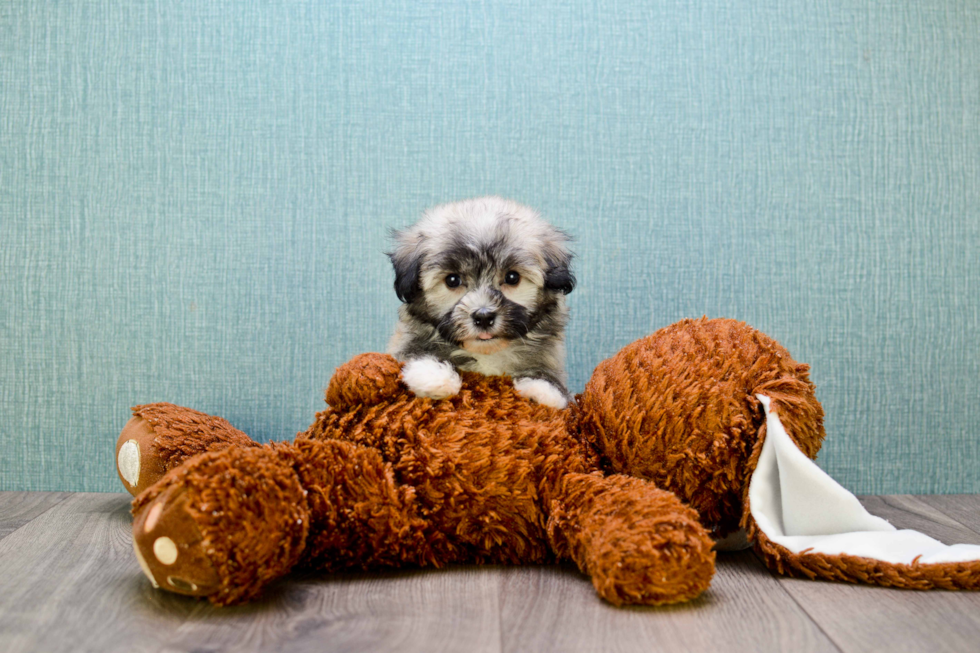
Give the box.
[2,1,978,493]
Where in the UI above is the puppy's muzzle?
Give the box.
[471,309,497,330]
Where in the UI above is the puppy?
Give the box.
[387,196,575,409]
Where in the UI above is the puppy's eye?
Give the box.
[445,274,462,289]
[504,271,521,286]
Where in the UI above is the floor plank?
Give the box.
[1,494,978,653]
[858,495,980,545]
[499,552,840,653]
[0,492,501,653]
[0,491,71,540]
[769,495,980,653]
[917,495,980,535]
[153,567,502,653]
[0,493,189,653]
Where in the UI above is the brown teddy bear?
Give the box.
[116,318,980,606]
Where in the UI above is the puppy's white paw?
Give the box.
[401,357,462,400]
[514,378,568,409]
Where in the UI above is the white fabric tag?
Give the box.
[748,395,980,565]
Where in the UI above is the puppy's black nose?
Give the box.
[472,309,496,329]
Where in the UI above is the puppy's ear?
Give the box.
[389,252,421,303]
[543,229,575,295]
[388,229,423,303]
[544,262,576,295]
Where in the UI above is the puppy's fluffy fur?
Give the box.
[387,196,574,408]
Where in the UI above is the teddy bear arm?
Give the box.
[546,472,716,606]
[324,353,405,410]
[116,403,259,496]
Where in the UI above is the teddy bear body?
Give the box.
[124,348,717,606]
[127,316,952,611]
[577,318,826,538]
[118,317,980,607]
[298,365,593,569]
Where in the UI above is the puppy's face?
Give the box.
[390,197,574,355]
[421,250,541,355]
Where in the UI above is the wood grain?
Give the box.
[1,493,979,652]
[858,495,980,545]
[153,567,503,653]
[0,493,182,653]
[769,495,980,653]
[0,491,70,540]
[917,495,980,535]
[498,553,840,653]
[0,492,501,653]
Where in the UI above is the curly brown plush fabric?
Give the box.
[300,367,600,568]
[123,348,717,606]
[577,317,825,537]
[752,529,980,590]
[117,403,259,495]
[132,445,309,605]
[125,317,973,608]
[547,472,715,605]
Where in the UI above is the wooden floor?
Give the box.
[1,493,978,653]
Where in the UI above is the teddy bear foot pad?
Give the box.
[131,484,222,596]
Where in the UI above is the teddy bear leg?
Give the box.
[131,437,440,605]
[546,472,716,606]
[116,403,259,495]
[131,443,310,605]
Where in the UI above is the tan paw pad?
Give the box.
[117,439,140,487]
[153,536,178,565]
[116,416,167,495]
[131,488,221,597]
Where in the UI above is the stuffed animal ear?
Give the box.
[746,396,980,590]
